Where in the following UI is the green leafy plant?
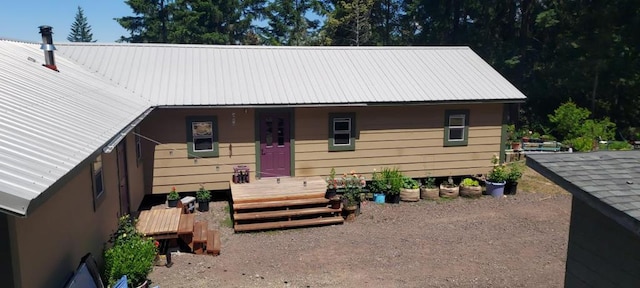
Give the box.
[196,185,211,202]
[342,170,365,206]
[167,186,179,201]
[487,154,508,183]
[380,167,403,195]
[421,175,437,189]
[606,141,633,150]
[402,176,419,189]
[548,100,590,140]
[326,168,338,189]
[506,162,524,183]
[460,178,479,187]
[103,216,157,287]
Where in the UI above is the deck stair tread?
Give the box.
[234,207,342,221]
[177,214,195,235]
[233,198,330,210]
[206,230,221,256]
[234,216,344,232]
[193,221,208,243]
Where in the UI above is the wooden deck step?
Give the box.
[233,198,330,210]
[206,230,221,256]
[177,214,195,235]
[234,207,342,221]
[234,216,344,232]
[193,221,208,254]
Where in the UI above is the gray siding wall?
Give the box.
[565,198,640,287]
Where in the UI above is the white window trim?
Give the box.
[192,121,215,152]
[448,115,466,142]
[333,117,352,146]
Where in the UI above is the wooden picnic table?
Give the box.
[136,208,182,240]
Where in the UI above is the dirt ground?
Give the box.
[148,167,571,288]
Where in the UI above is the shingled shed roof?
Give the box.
[527,151,640,236]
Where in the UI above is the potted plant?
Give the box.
[506,124,521,150]
[400,176,420,202]
[341,170,365,221]
[325,168,338,199]
[439,176,459,198]
[420,175,439,200]
[103,215,157,288]
[486,154,508,198]
[459,178,482,198]
[505,162,524,195]
[196,185,211,212]
[369,169,386,204]
[167,186,179,207]
[381,167,403,204]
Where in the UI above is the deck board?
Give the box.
[230,176,326,203]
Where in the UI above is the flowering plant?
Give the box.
[487,154,508,183]
[326,168,339,189]
[342,171,366,206]
[167,186,179,200]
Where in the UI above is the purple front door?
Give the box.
[259,112,291,177]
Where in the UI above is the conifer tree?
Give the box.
[67,6,95,42]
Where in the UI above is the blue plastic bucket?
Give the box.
[486,181,506,198]
[374,193,386,204]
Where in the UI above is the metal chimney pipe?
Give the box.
[38,25,58,71]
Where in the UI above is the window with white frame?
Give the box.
[186,116,219,158]
[329,113,356,151]
[444,110,469,146]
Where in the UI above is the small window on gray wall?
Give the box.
[91,154,105,212]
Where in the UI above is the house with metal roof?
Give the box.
[1,26,525,287]
[527,151,640,287]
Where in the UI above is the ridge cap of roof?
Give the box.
[56,42,472,51]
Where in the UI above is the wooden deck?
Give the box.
[230,176,344,232]
[231,176,326,203]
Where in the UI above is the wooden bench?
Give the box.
[206,230,221,256]
[192,221,208,254]
[177,214,195,251]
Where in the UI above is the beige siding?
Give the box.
[126,133,146,211]
[11,153,120,288]
[141,108,256,194]
[295,104,502,178]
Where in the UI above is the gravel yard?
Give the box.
[148,173,571,288]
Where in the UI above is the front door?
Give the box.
[117,142,130,216]
[259,112,291,177]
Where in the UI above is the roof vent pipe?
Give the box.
[38,25,58,71]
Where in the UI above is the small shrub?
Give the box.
[506,162,524,183]
[606,141,633,150]
[460,178,479,187]
[421,175,437,189]
[402,176,419,189]
[196,185,211,202]
[103,216,157,287]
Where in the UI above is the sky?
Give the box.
[0,1,133,43]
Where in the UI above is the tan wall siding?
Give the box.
[126,133,146,211]
[141,108,256,194]
[295,104,503,178]
[12,153,120,288]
